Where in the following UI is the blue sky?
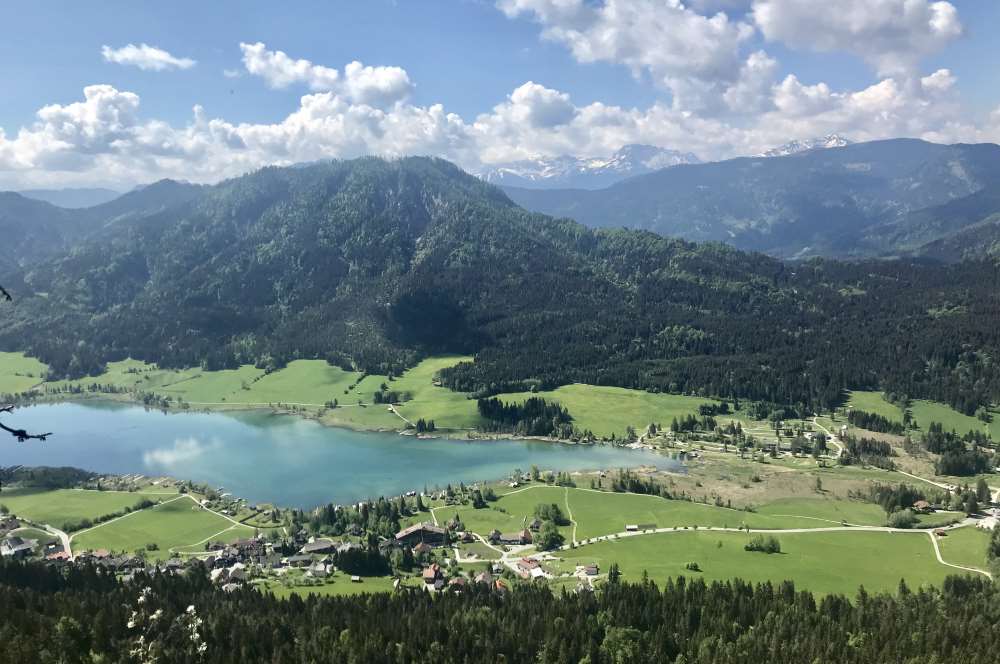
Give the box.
[1,0,998,188]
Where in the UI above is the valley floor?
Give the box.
[2,352,998,598]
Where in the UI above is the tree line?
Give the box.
[0,560,999,663]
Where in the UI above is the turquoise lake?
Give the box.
[2,402,679,508]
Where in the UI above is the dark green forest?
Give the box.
[0,561,998,664]
[2,157,1000,414]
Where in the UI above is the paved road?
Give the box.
[42,524,72,559]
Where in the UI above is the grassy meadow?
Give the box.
[0,488,177,530]
[495,384,722,438]
[432,485,916,544]
[846,391,904,422]
[937,527,992,571]
[558,530,956,596]
[0,351,47,393]
[847,390,999,438]
[71,498,254,557]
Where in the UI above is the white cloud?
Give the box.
[239,42,413,106]
[497,0,756,112]
[0,39,995,190]
[240,41,340,90]
[340,61,414,107]
[101,43,196,71]
[222,68,243,79]
[752,0,962,76]
[722,50,778,113]
[505,82,577,128]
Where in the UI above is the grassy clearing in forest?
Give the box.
[494,384,721,438]
[846,391,904,422]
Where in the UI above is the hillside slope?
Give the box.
[505,139,1000,259]
[2,156,1000,413]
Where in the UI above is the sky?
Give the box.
[2,0,1000,189]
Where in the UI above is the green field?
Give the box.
[0,488,176,530]
[256,574,410,598]
[442,486,898,543]
[21,353,485,431]
[910,400,998,438]
[0,351,47,393]
[441,485,572,540]
[71,498,254,557]
[564,490,857,540]
[456,541,500,560]
[937,527,991,570]
[754,497,889,526]
[558,530,957,595]
[388,356,483,429]
[846,390,998,438]
[846,391,903,422]
[495,384,721,438]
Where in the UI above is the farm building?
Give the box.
[396,523,447,547]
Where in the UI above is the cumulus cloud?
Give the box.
[504,82,577,128]
[498,0,757,112]
[752,0,962,76]
[239,42,413,106]
[240,41,341,90]
[340,60,414,107]
[101,43,196,71]
[0,36,995,190]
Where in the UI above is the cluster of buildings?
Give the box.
[2,516,72,562]
[1,535,38,560]
[420,562,509,593]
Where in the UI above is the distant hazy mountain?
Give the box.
[754,134,852,158]
[16,187,121,208]
[0,180,204,277]
[505,138,1000,259]
[479,144,701,189]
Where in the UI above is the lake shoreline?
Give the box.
[6,402,681,509]
[16,391,615,448]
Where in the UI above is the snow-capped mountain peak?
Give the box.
[480,144,701,190]
[755,134,852,158]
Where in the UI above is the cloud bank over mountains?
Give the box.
[2,0,998,188]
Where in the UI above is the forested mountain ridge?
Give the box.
[504,139,1000,259]
[915,214,1000,262]
[0,193,82,273]
[0,180,204,273]
[2,156,1000,414]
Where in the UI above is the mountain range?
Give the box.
[1,155,999,414]
[16,187,122,208]
[504,138,1000,259]
[754,134,852,158]
[478,144,701,190]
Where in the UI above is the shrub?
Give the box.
[887,509,918,529]
[745,535,781,554]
